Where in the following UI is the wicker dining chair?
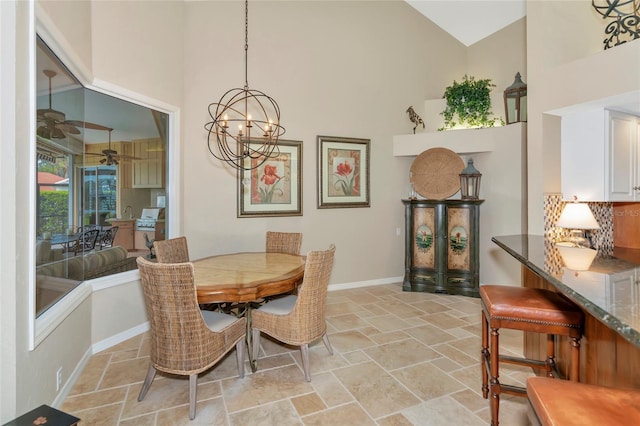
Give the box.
[251,244,336,381]
[136,257,246,420]
[265,231,303,255]
[154,236,190,263]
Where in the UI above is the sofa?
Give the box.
[35,239,63,265]
[36,246,138,281]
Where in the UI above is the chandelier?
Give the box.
[205,0,285,171]
[592,0,640,49]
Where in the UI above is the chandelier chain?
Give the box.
[244,0,249,89]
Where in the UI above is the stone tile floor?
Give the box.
[62,283,533,425]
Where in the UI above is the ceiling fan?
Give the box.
[37,69,112,139]
[85,128,141,166]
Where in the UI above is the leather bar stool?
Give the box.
[527,377,640,425]
[480,285,584,426]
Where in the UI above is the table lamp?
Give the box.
[556,199,600,249]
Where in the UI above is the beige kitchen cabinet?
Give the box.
[110,219,135,251]
[132,138,165,188]
[118,143,133,189]
[562,109,640,201]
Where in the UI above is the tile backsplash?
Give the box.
[543,194,613,252]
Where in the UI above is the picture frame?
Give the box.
[237,139,302,217]
[317,135,370,209]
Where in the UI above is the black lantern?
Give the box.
[503,72,527,124]
[460,159,482,200]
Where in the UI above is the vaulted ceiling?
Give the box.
[405,0,526,46]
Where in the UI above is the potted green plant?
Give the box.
[439,75,503,130]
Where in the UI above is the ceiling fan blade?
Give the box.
[57,123,80,135]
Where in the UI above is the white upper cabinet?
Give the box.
[608,110,639,201]
[561,109,640,201]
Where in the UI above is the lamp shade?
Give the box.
[556,243,598,271]
[557,203,600,230]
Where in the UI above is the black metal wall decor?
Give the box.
[592,0,640,49]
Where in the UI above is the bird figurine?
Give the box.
[143,233,156,259]
[406,106,425,134]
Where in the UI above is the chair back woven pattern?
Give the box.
[137,257,245,375]
[266,231,302,255]
[154,236,190,263]
[253,244,335,346]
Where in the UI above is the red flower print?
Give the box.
[257,164,283,203]
[260,164,281,185]
[336,161,353,177]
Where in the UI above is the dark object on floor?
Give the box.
[3,404,80,426]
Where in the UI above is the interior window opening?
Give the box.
[35,35,169,317]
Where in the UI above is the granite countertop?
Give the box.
[492,234,640,349]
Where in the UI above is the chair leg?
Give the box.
[189,374,197,420]
[481,311,489,399]
[252,328,261,366]
[137,364,156,401]
[322,333,333,355]
[300,344,311,382]
[489,327,500,426]
[236,339,245,378]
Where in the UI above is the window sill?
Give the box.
[33,269,140,348]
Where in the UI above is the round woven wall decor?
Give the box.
[410,147,464,200]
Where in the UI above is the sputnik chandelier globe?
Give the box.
[205,0,285,171]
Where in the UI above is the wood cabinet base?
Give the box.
[522,266,640,389]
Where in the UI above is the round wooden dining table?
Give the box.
[192,252,306,371]
[192,252,306,304]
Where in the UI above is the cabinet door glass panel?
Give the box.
[413,206,436,268]
[447,207,471,271]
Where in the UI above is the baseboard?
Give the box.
[92,321,149,354]
[328,276,403,291]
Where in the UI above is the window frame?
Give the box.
[30,29,181,350]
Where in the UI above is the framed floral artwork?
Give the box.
[317,135,370,209]
[237,139,302,217]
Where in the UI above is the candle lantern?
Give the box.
[460,159,482,200]
[503,72,527,124]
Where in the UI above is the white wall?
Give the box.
[1,0,20,420]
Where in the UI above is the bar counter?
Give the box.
[492,234,640,388]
